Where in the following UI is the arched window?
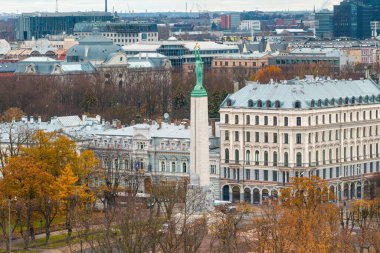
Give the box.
[255,151,259,165]
[284,152,289,167]
[338,98,343,106]
[377,94,380,101]
[246,115,250,125]
[345,97,349,105]
[266,100,272,108]
[246,150,251,165]
[371,95,375,102]
[294,101,301,108]
[248,99,254,107]
[359,96,363,104]
[331,98,335,106]
[324,99,329,106]
[182,162,187,173]
[365,95,369,103]
[257,100,263,108]
[171,162,176,172]
[273,151,278,166]
[225,149,229,163]
[296,152,302,167]
[318,99,322,107]
[275,100,281,108]
[235,149,239,164]
[351,96,356,104]
[310,99,315,108]
[226,99,232,106]
[264,151,269,166]
[161,161,166,172]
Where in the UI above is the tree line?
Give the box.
[0,62,375,126]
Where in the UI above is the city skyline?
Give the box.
[3,0,340,13]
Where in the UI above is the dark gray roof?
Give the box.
[0,62,17,73]
[221,79,380,110]
[15,57,95,75]
[66,33,123,63]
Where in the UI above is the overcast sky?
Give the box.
[3,0,341,13]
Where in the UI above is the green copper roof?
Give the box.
[191,44,208,97]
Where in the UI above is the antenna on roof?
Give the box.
[55,0,58,12]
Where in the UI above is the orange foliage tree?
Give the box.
[253,177,350,253]
[0,130,98,247]
[249,65,285,84]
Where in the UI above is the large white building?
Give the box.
[239,20,261,31]
[219,78,380,204]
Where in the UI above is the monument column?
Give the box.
[190,44,210,188]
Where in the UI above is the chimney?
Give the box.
[29,116,34,123]
[105,0,108,12]
[38,116,42,124]
[233,81,239,92]
[211,120,216,138]
[157,118,162,129]
[116,120,122,129]
[82,114,87,122]
[131,120,136,126]
[365,67,370,80]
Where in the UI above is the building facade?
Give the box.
[219,79,380,204]
[87,122,221,198]
[239,20,261,31]
[15,12,113,41]
[315,10,333,39]
[221,14,241,30]
[73,22,158,46]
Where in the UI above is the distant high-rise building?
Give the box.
[220,14,241,30]
[333,2,358,38]
[315,9,333,39]
[333,0,380,39]
[15,12,113,41]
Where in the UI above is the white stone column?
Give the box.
[190,96,210,187]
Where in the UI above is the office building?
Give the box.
[73,22,158,46]
[219,79,380,203]
[239,20,261,31]
[315,10,334,39]
[15,12,113,41]
[221,14,241,30]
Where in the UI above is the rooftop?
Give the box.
[221,79,380,110]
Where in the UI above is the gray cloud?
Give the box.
[2,0,341,13]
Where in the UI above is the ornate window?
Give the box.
[171,162,176,172]
[296,152,302,167]
[225,149,229,163]
[161,161,166,172]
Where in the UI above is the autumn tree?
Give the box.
[249,65,285,84]
[0,130,98,247]
[1,107,25,122]
[252,177,349,253]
